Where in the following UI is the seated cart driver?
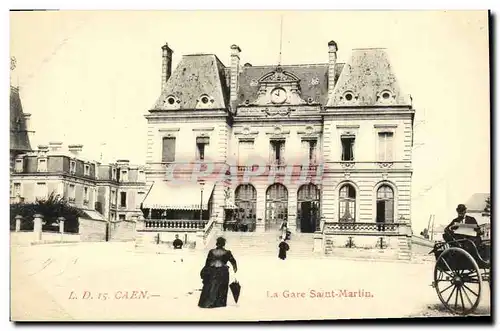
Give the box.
[443,204,483,247]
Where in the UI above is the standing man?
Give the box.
[173,234,184,262]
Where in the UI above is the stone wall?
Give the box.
[79,217,107,242]
[109,220,136,241]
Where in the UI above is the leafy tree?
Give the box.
[483,196,491,216]
[10,192,84,233]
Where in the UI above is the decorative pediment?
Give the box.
[266,125,291,137]
[258,66,300,84]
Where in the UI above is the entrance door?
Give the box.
[297,183,321,233]
[265,183,288,231]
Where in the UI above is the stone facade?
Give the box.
[143,41,415,244]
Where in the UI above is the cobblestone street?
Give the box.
[10,243,491,321]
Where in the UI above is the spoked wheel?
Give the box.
[433,247,482,315]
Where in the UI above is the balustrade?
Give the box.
[144,219,207,230]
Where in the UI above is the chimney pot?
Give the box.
[231,44,241,55]
[38,145,49,151]
[161,43,174,91]
[328,40,338,52]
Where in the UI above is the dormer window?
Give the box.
[70,160,76,174]
[163,95,180,109]
[197,94,214,108]
[84,164,90,176]
[120,169,129,182]
[378,90,394,103]
[201,96,209,104]
[37,158,47,172]
[14,159,23,173]
[343,91,354,101]
[112,168,117,180]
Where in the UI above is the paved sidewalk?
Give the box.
[10,244,491,321]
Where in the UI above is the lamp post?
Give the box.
[199,180,205,227]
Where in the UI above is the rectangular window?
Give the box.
[70,161,76,174]
[270,140,285,165]
[138,170,145,182]
[112,168,117,180]
[111,190,116,205]
[120,192,127,208]
[196,137,209,161]
[301,139,317,164]
[13,183,21,196]
[37,159,47,172]
[238,140,254,165]
[84,164,90,176]
[36,182,47,200]
[341,136,355,161]
[162,137,176,162]
[69,184,76,201]
[378,132,394,161]
[119,214,126,221]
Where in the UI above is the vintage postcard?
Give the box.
[9,10,491,321]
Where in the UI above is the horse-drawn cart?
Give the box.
[430,232,490,315]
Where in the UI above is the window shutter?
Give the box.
[378,133,386,161]
[162,138,176,162]
[386,133,394,162]
[385,199,394,222]
[280,141,285,164]
[301,140,309,164]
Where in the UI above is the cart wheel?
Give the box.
[434,247,482,315]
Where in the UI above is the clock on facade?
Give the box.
[270,88,287,104]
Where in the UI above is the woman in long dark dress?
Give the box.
[278,238,289,260]
[198,237,238,308]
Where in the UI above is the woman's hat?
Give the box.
[456,204,467,213]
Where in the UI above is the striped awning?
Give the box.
[142,181,215,210]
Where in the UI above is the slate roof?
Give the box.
[152,54,229,110]
[327,48,411,107]
[10,86,32,152]
[465,193,490,212]
[237,63,344,106]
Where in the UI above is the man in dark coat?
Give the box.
[443,204,481,242]
[173,234,184,262]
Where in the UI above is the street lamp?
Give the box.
[199,180,205,226]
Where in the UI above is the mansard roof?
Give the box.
[10,86,32,152]
[327,48,411,107]
[237,63,344,106]
[152,54,229,110]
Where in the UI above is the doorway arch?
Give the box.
[265,183,288,231]
[234,184,257,232]
[297,183,321,233]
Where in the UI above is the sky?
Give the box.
[9,10,490,232]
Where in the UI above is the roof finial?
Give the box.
[278,15,283,65]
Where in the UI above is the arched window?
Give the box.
[339,184,356,222]
[265,183,288,231]
[376,185,394,223]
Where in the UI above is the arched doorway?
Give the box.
[339,184,356,222]
[376,185,394,224]
[297,183,321,233]
[233,184,257,232]
[265,183,288,231]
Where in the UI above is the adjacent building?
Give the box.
[141,41,415,239]
[10,86,32,173]
[10,143,146,222]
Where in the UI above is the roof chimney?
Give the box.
[328,40,338,98]
[48,141,63,153]
[230,44,241,111]
[68,144,83,156]
[38,145,49,153]
[161,43,174,91]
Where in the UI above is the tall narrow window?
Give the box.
[14,159,23,173]
[376,185,394,223]
[69,184,76,201]
[378,132,394,162]
[339,184,356,222]
[196,137,210,161]
[270,140,285,165]
[70,161,76,174]
[238,140,254,165]
[112,168,117,180]
[83,187,89,205]
[120,170,128,182]
[13,183,21,197]
[302,139,317,164]
[341,136,355,161]
[111,190,116,207]
[84,164,90,176]
[162,137,176,162]
[120,192,127,208]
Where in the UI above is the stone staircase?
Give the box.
[397,236,412,261]
[219,231,316,258]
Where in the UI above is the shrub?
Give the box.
[10,192,85,233]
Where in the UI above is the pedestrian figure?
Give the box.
[173,234,184,262]
[198,237,238,308]
[278,237,289,260]
[280,220,288,241]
